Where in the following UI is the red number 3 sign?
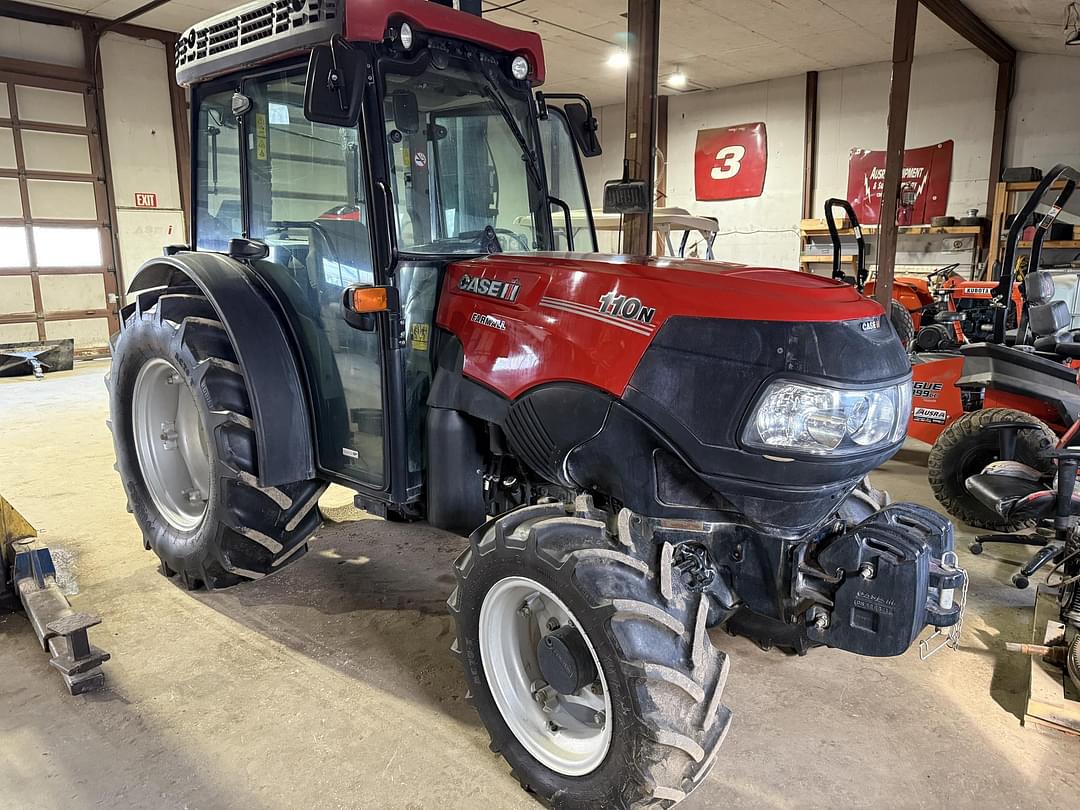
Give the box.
[694,122,767,201]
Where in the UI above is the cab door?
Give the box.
[237,65,388,488]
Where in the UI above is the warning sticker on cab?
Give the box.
[410,323,430,351]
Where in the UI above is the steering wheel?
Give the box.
[459,227,532,253]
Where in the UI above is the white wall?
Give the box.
[99,32,186,292]
[813,49,997,218]
[666,75,806,268]
[1007,53,1080,170]
[586,47,1080,269]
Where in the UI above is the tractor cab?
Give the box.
[182,0,600,507]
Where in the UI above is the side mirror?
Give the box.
[390,91,421,135]
[563,102,602,158]
[304,43,367,127]
[603,159,649,215]
[537,92,602,158]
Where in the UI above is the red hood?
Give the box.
[436,252,885,399]
[451,253,882,322]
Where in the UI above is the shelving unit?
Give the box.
[986,179,1080,276]
[799,221,988,279]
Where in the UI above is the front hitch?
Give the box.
[800,503,966,658]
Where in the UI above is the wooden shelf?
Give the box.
[997,240,1080,249]
[801,225,983,237]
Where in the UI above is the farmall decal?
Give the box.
[847,141,953,226]
[694,122,767,201]
[458,274,520,302]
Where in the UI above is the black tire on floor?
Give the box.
[449,497,731,809]
[106,289,326,589]
[889,303,916,349]
[927,407,1055,531]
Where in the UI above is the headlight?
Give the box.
[743,378,912,457]
[398,22,414,50]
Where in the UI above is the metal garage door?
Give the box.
[0,69,119,356]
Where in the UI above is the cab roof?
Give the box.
[174,0,545,87]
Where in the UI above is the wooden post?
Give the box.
[622,0,661,256]
[801,71,819,220]
[875,0,919,313]
[986,59,1013,227]
[655,93,669,254]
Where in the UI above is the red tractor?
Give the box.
[106,2,963,806]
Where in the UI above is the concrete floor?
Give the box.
[1,359,1079,809]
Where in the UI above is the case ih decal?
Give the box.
[458,274,520,302]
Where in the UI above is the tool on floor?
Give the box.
[0,494,109,694]
[0,338,74,379]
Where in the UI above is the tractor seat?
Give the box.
[965,473,1054,520]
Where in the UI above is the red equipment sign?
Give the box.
[694,122,767,201]
[134,192,158,208]
[846,141,953,225]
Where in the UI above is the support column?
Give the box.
[622,0,661,256]
[986,59,1013,221]
[874,0,919,313]
[801,71,819,220]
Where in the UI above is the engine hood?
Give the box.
[449,252,883,324]
[437,252,891,400]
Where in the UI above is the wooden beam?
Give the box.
[919,0,1015,64]
[986,59,1013,219]
[655,93,669,254]
[802,71,819,220]
[875,0,919,313]
[0,0,176,44]
[622,0,661,256]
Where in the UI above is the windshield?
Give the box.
[381,51,549,255]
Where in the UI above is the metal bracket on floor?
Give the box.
[1,495,110,695]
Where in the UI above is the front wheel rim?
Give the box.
[479,576,613,776]
[131,358,211,532]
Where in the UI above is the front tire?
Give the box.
[889,304,916,349]
[449,497,731,809]
[107,289,326,589]
[927,408,1055,531]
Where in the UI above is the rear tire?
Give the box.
[107,289,326,589]
[889,303,916,348]
[927,408,1055,531]
[449,496,731,809]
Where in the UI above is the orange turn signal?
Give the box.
[350,286,389,313]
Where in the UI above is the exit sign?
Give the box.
[134,192,158,208]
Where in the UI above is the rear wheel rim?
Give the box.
[131,358,211,532]
[479,576,612,776]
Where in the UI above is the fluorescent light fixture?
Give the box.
[667,66,687,89]
[607,50,629,69]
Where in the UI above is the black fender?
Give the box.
[126,253,316,487]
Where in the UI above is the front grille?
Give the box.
[175,0,341,85]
